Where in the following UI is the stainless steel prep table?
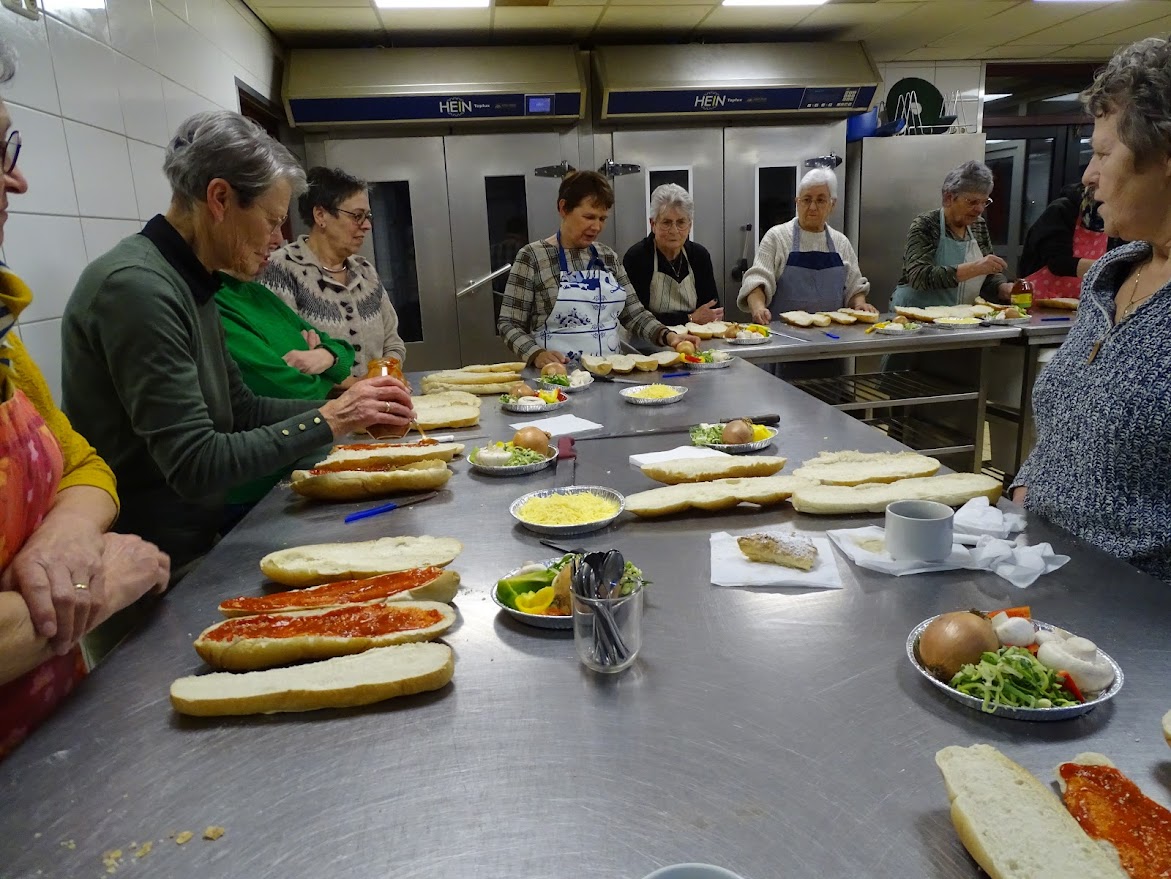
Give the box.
[4,360,1168,879]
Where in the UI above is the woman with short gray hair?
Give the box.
[61,111,416,575]
[892,159,1014,307]
[622,183,722,326]
[1011,37,1171,581]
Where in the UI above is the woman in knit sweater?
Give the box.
[1012,37,1171,581]
[260,167,406,377]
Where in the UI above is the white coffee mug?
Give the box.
[885,500,954,562]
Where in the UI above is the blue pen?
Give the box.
[661,371,689,378]
[823,331,840,340]
[344,492,437,524]
[1040,317,1071,322]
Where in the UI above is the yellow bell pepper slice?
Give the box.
[515,586,556,614]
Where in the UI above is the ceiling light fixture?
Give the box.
[983,93,1012,102]
[722,0,830,7]
[375,0,489,8]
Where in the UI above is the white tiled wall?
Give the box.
[874,61,986,134]
[0,1,284,403]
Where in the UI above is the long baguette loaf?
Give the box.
[421,369,523,386]
[312,442,464,471]
[171,642,454,717]
[460,362,526,373]
[421,380,516,396]
[640,455,787,485]
[790,473,1001,514]
[626,475,812,518]
[792,450,941,486]
[193,600,456,671]
[261,535,462,587]
[218,568,460,618]
[935,744,1128,879]
[290,459,452,501]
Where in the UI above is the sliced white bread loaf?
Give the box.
[421,379,516,396]
[809,313,832,327]
[780,311,816,327]
[625,475,812,518]
[838,308,881,324]
[421,369,523,387]
[633,355,659,372]
[314,442,464,471]
[194,599,456,671]
[171,642,454,717]
[935,744,1128,879]
[460,362,527,373]
[290,459,452,502]
[651,350,682,368]
[609,354,636,374]
[261,535,463,587]
[686,321,718,340]
[411,392,481,429]
[581,355,613,376]
[790,472,1002,514]
[640,455,788,485]
[820,311,857,325]
[218,569,461,617]
[792,450,941,486]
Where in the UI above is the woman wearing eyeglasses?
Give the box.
[892,160,1015,307]
[622,183,722,326]
[738,168,874,325]
[261,167,406,376]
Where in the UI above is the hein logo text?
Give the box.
[440,98,473,116]
[695,93,727,109]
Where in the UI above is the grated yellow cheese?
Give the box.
[628,384,681,400]
[516,492,619,525]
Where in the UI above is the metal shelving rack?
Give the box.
[789,370,980,459]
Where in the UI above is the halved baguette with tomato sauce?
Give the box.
[935,744,1128,879]
[290,459,451,502]
[312,441,464,472]
[194,600,456,671]
[171,642,454,717]
[260,535,462,587]
[218,568,460,618]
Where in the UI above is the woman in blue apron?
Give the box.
[497,171,698,370]
[738,168,876,379]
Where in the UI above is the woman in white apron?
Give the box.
[622,183,723,327]
[497,171,699,370]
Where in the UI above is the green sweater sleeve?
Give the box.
[220,309,346,400]
[91,267,334,500]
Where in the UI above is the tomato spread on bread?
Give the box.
[202,604,446,642]
[1060,762,1171,878]
[219,568,445,615]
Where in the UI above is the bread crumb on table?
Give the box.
[174,831,194,845]
[203,826,226,841]
[133,841,153,859]
[101,848,123,874]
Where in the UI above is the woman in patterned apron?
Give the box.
[0,78,169,759]
[739,168,876,378]
[622,184,722,327]
[892,161,1015,308]
[1019,184,1115,300]
[498,172,699,371]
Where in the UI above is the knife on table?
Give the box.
[344,491,439,524]
[576,414,781,442]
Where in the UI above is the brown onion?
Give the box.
[918,611,999,681]
[512,427,551,455]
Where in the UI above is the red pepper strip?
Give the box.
[1058,671,1086,703]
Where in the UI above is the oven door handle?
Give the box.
[457,263,512,298]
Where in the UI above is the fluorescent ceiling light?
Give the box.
[375,0,488,7]
[1042,92,1082,101]
[723,0,830,6]
[983,93,1012,102]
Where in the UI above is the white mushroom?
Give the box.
[990,613,1037,648]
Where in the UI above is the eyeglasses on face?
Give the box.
[797,196,832,208]
[655,218,691,230]
[958,195,993,209]
[336,207,374,224]
[2,130,21,176]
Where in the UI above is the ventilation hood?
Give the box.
[593,43,878,123]
[284,46,585,129]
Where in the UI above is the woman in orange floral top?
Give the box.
[0,46,169,759]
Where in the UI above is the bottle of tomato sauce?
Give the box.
[365,357,409,439]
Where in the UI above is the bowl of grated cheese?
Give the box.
[509,486,626,536]
[620,384,688,406]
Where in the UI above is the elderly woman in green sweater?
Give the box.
[62,111,415,575]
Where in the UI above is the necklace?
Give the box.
[660,250,686,281]
[323,260,347,273]
[1120,261,1152,320]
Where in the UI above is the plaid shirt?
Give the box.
[498,240,668,362]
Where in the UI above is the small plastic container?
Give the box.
[365,357,408,439]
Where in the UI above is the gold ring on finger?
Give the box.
[74,583,88,590]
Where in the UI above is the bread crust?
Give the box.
[790,473,1002,514]
[170,643,454,716]
[640,455,788,485]
[290,460,451,501]
[194,600,456,671]
[410,392,482,429]
[218,569,460,617]
[626,475,812,518]
[313,442,463,471]
[792,450,942,486]
[260,535,463,587]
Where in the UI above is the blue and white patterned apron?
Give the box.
[537,233,626,357]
